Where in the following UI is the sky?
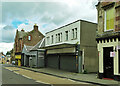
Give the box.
[0,0,98,54]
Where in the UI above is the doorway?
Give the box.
[103,47,114,79]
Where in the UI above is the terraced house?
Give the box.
[14,24,44,66]
[96,1,120,80]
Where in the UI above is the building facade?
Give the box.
[96,1,120,80]
[22,38,45,68]
[14,24,44,66]
[45,20,98,73]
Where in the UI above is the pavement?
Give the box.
[3,64,92,86]
[4,64,120,86]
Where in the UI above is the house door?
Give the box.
[103,47,114,79]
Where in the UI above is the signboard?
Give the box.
[110,52,115,57]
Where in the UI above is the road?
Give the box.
[2,64,50,86]
[2,64,94,86]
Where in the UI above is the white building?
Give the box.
[44,20,98,73]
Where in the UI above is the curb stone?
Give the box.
[16,66,110,86]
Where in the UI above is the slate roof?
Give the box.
[30,38,45,51]
[25,45,33,52]
[18,31,28,38]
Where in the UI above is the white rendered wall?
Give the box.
[45,21,80,46]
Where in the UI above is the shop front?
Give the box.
[97,37,120,81]
[15,53,21,66]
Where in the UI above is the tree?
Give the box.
[6,51,11,55]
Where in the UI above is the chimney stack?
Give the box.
[21,28,24,32]
[34,23,38,31]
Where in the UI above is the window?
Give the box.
[51,35,53,44]
[56,34,57,42]
[61,33,62,42]
[65,31,68,41]
[47,37,50,45]
[105,7,115,31]
[72,29,74,39]
[28,36,31,41]
[58,33,60,42]
[75,28,77,38]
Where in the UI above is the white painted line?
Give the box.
[67,79,76,82]
[22,75,32,79]
[35,80,50,84]
[14,72,19,75]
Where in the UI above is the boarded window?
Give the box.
[106,7,115,31]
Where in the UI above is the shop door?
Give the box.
[103,47,114,79]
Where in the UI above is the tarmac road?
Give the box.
[2,64,51,86]
[2,64,94,86]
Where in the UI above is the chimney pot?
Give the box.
[34,24,38,31]
[21,29,24,32]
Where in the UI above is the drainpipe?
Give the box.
[82,49,85,72]
[77,45,82,73]
[37,51,38,68]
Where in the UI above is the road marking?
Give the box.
[22,75,32,79]
[35,80,50,85]
[14,72,19,75]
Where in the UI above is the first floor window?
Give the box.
[75,28,77,38]
[51,35,53,44]
[65,31,68,41]
[105,7,115,31]
[28,36,31,41]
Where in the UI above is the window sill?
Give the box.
[71,38,77,40]
[104,29,113,32]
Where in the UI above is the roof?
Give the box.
[46,19,97,34]
[25,45,33,51]
[42,43,77,50]
[30,38,45,51]
[18,31,28,38]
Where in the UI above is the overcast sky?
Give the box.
[0,0,98,54]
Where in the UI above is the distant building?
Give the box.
[22,38,45,68]
[0,53,6,64]
[14,24,44,66]
[44,20,98,73]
